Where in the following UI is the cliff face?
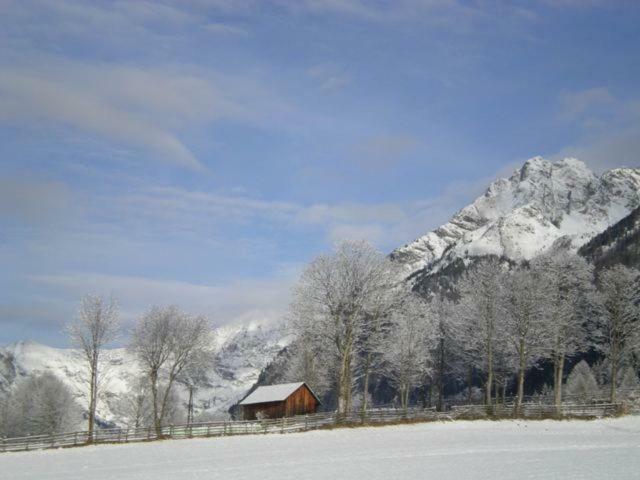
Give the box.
[392,157,640,284]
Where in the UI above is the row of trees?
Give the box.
[287,241,640,415]
[0,300,213,439]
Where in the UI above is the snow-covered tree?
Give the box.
[289,240,394,416]
[596,265,640,402]
[177,347,215,426]
[565,360,599,403]
[456,258,508,405]
[112,376,153,428]
[503,264,549,414]
[428,296,460,411]
[383,294,436,410]
[1,373,82,437]
[67,294,119,440]
[284,338,332,397]
[357,281,405,411]
[618,367,640,395]
[533,252,594,409]
[129,306,211,436]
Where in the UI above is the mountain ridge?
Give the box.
[392,157,640,282]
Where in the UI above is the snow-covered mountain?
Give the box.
[392,157,640,281]
[0,320,288,426]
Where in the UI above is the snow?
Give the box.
[392,157,640,277]
[0,320,288,425]
[239,382,305,405]
[1,417,639,479]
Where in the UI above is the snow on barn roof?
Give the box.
[239,382,320,406]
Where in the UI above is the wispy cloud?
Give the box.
[0,62,286,170]
[0,177,75,226]
[307,64,351,92]
[29,270,299,329]
[203,22,250,36]
[558,87,615,123]
[351,133,420,169]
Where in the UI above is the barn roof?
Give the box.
[239,382,321,406]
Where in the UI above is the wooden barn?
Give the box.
[239,382,321,420]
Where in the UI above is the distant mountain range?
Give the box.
[0,321,286,426]
[2,156,639,424]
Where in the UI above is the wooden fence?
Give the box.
[0,403,626,454]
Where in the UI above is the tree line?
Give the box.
[0,301,213,439]
[286,240,640,416]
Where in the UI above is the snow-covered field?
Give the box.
[2,417,639,480]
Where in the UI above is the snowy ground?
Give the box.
[2,417,640,480]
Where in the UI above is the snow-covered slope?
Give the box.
[3,417,640,480]
[392,157,640,278]
[0,320,288,426]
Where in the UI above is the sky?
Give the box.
[1,0,640,347]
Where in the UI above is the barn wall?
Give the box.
[242,385,319,420]
[285,385,319,416]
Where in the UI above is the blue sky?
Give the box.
[2,0,640,346]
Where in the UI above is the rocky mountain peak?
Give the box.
[392,157,640,278]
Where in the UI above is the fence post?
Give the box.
[1,437,5,453]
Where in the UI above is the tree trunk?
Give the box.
[362,352,372,414]
[467,366,473,404]
[150,371,162,438]
[516,338,526,416]
[87,351,98,442]
[553,354,565,415]
[437,338,445,412]
[486,346,493,406]
[187,386,194,426]
[502,380,507,407]
[610,341,618,403]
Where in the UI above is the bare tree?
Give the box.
[1,373,82,437]
[428,296,459,411]
[113,376,153,428]
[383,294,436,410]
[67,294,119,440]
[596,265,640,402]
[129,305,211,437]
[456,258,507,406]
[534,252,594,410]
[177,349,215,426]
[290,240,393,416]
[503,265,548,414]
[284,337,332,397]
[357,277,404,412]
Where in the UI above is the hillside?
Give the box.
[2,417,639,480]
[578,206,640,270]
[0,321,288,426]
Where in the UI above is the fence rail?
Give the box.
[0,403,627,454]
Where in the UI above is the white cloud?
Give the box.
[0,177,76,226]
[203,22,249,36]
[0,62,285,170]
[351,133,420,168]
[307,64,351,92]
[558,87,615,122]
[552,89,640,172]
[30,270,299,330]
